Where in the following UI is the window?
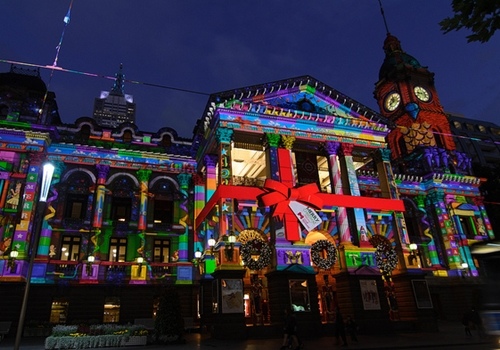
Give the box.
[111,197,131,222]
[103,297,120,323]
[109,237,127,262]
[453,121,462,129]
[153,239,170,263]
[153,198,173,224]
[65,193,88,219]
[61,236,81,261]
[458,216,476,239]
[123,130,133,143]
[64,172,91,220]
[109,176,135,223]
[50,299,69,324]
[149,178,182,227]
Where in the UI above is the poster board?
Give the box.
[359,279,381,310]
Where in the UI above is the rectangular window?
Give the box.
[153,239,170,263]
[50,299,69,324]
[111,197,131,222]
[61,236,81,261]
[153,198,173,224]
[65,193,88,219]
[459,216,476,238]
[103,297,120,323]
[109,237,127,262]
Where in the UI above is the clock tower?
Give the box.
[374,33,455,160]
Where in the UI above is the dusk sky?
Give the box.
[2,1,499,138]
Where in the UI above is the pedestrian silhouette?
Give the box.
[334,307,348,347]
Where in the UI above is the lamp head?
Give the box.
[10,250,19,259]
[194,249,202,259]
[409,243,417,251]
[137,256,144,264]
[87,255,95,263]
[208,235,216,248]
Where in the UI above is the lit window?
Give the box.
[61,236,81,261]
[103,297,120,323]
[109,238,127,262]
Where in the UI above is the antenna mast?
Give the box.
[378,0,390,34]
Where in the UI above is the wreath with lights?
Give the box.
[311,240,337,270]
[375,244,398,274]
[240,239,272,271]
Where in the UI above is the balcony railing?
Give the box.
[43,260,184,284]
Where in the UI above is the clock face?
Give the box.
[414,86,430,102]
[384,92,401,111]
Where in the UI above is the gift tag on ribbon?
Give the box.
[289,201,321,231]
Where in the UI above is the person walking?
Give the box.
[334,307,348,347]
[281,308,301,350]
[345,315,358,342]
[461,311,472,336]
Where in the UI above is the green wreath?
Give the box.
[240,239,272,271]
[311,240,337,270]
[375,244,398,274]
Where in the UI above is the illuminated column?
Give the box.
[373,149,409,268]
[265,133,281,181]
[427,190,462,273]
[325,142,352,244]
[216,128,233,236]
[136,169,152,231]
[204,155,218,247]
[204,155,218,202]
[338,144,367,245]
[91,164,109,257]
[414,195,440,265]
[373,149,409,244]
[193,174,205,251]
[12,158,41,259]
[177,173,192,262]
[0,178,10,208]
[38,161,64,258]
[473,197,495,240]
[279,135,296,188]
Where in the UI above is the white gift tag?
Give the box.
[289,201,321,231]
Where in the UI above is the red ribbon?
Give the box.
[260,179,323,241]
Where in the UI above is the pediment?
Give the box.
[209,75,392,127]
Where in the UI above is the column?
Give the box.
[264,133,281,181]
[136,169,152,231]
[338,143,367,245]
[177,173,192,262]
[215,128,234,237]
[373,149,409,268]
[91,164,109,257]
[325,142,352,244]
[427,190,462,274]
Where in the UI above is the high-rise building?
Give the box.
[92,64,136,128]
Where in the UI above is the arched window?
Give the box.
[110,176,135,222]
[64,172,92,221]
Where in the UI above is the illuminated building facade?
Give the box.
[0,34,496,338]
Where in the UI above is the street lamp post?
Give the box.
[14,162,54,350]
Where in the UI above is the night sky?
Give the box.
[2,1,499,138]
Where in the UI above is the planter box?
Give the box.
[121,336,147,346]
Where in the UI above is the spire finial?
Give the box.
[111,63,125,95]
[378,0,390,35]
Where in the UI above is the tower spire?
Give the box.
[378,0,390,35]
[111,63,125,96]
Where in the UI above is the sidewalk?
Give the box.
[0,320,494,350]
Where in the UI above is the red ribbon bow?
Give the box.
[260,179,323,241]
